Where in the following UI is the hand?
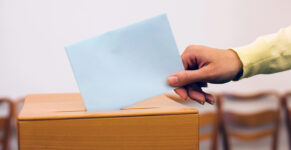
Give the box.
[168,45,243,104]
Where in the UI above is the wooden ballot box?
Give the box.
[18,93,199,150]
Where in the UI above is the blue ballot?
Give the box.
[65,14,184,111]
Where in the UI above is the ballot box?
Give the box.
[18,93,199,150]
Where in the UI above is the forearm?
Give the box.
[234,25,291,79]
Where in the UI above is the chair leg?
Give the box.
[283,98,291,150]
[220,123,230,150]
[217,95,230,150]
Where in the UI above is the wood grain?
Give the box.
[19,93,198,120]
[18,93,199,150]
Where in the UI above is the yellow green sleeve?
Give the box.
[233,25,291,79]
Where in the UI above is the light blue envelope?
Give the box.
[65,14,184,111]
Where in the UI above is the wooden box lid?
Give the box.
[19,93,198,121]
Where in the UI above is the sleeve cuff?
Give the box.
[232,37,271,79]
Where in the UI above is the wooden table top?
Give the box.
[19,93,198,121]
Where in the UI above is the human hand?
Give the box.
[168,45,243,104]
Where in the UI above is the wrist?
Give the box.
[227,49,243,81]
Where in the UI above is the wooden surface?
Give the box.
[19,114,198,150]
[0,117,6,129]
[218,92,281,150]
[19,93,198,120]
[18,93,199,150]
[228,129,275,141]
[0,98,13,150]
[199,112,216,127]
[282,91,291,150]
[223,110,278,127]
[199,112,219,150]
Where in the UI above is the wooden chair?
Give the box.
[282,91,291,150]
[11,97,25,150]
[199,111,219,150]
[218,91,281,150]
[198,93,220,150]
[13,97,25,119]
[0,98,13,150]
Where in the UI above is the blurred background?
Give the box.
[0,0,291,150]
[1,0,291,97]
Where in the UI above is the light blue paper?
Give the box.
[65,14,184,111]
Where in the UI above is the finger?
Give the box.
[182,58,188,70]
[168,67,210,87]
[205,93,215,104]
[181,52,197,70]
[188,83,214,104]
[181,45,203,70]
[187,85,205,105]
[174,87,188,100]
[197,82,208,87]
[181,46,194,69]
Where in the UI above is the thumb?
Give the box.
[168,68,210,87]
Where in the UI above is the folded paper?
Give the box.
[65,14,184,111]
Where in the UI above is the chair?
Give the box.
[218,91,281,150]
[11,97,25,150]
[199,111,219,150]
[0,98,13,150]
[13,97,25,119]
[282,91,291,150]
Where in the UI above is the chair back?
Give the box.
[0,98,13,150]
[199,111,219,150]
[218,91,281,150]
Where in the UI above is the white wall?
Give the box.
[0,0,291,98]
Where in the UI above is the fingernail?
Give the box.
[209,100,215,105]
[168,76,178,85]
[205,94,215,105]
[199,101,205,105]
[206,95,215,101]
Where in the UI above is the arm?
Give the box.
[234,25,291,79]
[168,26,291,104]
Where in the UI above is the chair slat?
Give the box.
[223,110,278,127]
[200,132,213,141]
[229,129,274,141]
[219,92,280,150]
[199,113,217,127]
[223,91,279,101]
